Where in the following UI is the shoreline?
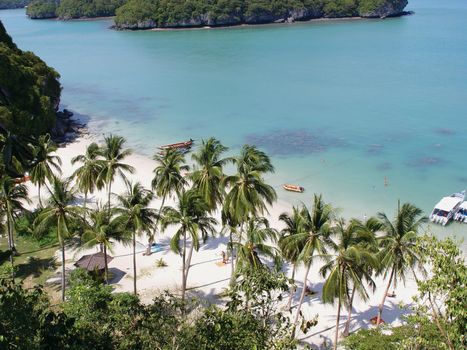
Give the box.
[34,121,421,346]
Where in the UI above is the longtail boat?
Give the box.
[283,184,305,193]
[159,139,194,150]
[14,175,30,184]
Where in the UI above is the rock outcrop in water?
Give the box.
[114,0,410,30]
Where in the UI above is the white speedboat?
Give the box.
[430,191,465,226]
[454,201,467,223]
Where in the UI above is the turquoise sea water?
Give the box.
[1,0,466,239]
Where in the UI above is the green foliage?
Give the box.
[26,0,58,18]
[0,20,61,137]
[115,0,403,28]
[155,257,167,267]
[0,0,29,10]
[343,324,442,350]
[27,0,127,19]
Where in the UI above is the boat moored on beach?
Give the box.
[283,184,305,193]
[159,139,194,150]
[454,201,467,223]
[430,191,465,226]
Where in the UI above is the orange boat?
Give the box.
[14,175,30,184]
[159,139,194,150]
[283,184,305,193]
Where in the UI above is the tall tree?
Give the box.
[279,206,307,311]
[320,218,379,350]
[375,202,427,325]
[98,135,135,216]
[81,206,129,284]
[116,180,155,295]
[0,125,34,178]
[222,145,276,283]
[34,177,81,301]
[149,148,188,253]
[232,216,278,275]
[223,145,276,224]
[0,176,30,275]
[190,137,231,211]
[29,134,62,207]
[71,142,103,219]
[279,194,333,336]
[161,189,217,303]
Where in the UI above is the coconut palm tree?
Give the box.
[232,216,278,275]
[0,176,30,275]
[34,177,82,301]
[148,148,189,253]
[71,142,104,218]
[81,206,129,284]
[342,217,381,336]
[161,189,217,303]
[223,145,276,225]
[0,125,34,178]
[375,202,427,325]
[279,206,307,310]
[320,218,379,350]
[29,134,62,207]
[279,194,333,335]
[190,137,231,211]
[115,180,155,295]
[98,135,135,215]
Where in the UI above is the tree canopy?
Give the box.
[0,20,61,137]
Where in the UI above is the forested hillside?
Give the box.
[0,20,61,136]
[0,0,29,10]
[27,0,126,19]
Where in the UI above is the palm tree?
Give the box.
[0,176,30,275]
[342,217,381,336]
[149,148,189,253]
[29,134,62,207]
[279,206,307,310]
[190,137,231,211]
[116,180,155,295]
[161,189,217,303]
[81,206,129,284]
[279,194,333,335]
[222,145,276,282]
[320,218,379,350]
[233,216,278,275]
[223,145,276,224]
[0,125,34,178]
[376,202,427,325]
[34,177,82,301]
[71,142,103,219]
[98,135,135,216]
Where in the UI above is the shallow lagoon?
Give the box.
[1,0,466,240]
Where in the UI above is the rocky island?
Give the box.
[24,0,409,28]
[115,0,409,30]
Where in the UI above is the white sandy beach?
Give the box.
[25,133,419,349]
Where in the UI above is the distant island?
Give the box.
[25,0,409,29]
[0,0,29,10]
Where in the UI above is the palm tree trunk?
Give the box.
[38,182,42,208]
[293,261,312,336]
[103,244,109,284]
[107,182,112,217]
[133,231,137,295]
[287,263,297,311]
[184,240,195,299]
[229,229,235,286]
[181,232,187,303]
[83,191,88,222]
[333,300,342,350]
[61,244,66,302]
[6,210,14,278]
[377,266,395,326]
[343,287,356,336]
[146,196,166,255]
